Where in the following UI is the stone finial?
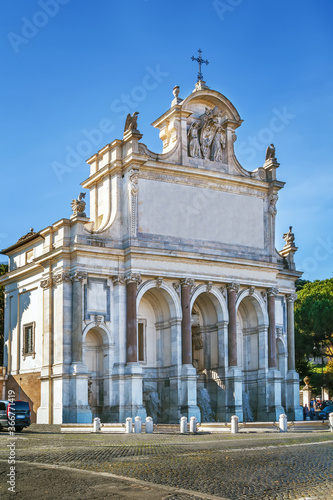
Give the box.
[171,85,182,106]
[71,193,86,218]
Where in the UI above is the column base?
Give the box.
[225,367,243,422]
[267,368,284,420]
[120,363,147,421]
[65,405,92,423]
[286,370,303,421]
[180,364,200,422]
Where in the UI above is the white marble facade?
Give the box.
[1,81,303,423]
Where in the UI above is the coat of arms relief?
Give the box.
[187,106,229,163]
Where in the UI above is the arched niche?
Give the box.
[137,283,181,423]
[236,293,267,421]
[83,325,111,419]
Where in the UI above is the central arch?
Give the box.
[137,281,181,423]
[190,286,227,421]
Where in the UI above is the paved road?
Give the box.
[0,427,332,499]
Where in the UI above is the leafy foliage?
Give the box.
[294,278,333,388]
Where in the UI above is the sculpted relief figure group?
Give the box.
[187,107,227,162]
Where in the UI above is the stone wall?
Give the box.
[6,373,41,423]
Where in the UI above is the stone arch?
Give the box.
[190,285,228,421]
[235,289,268,326]
[190,285,228,323]
[137,280,182,320]
[82,321,112,346]
[137,281,181,423]
[82,323,112,419]
[236,291,268,421]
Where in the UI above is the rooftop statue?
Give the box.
[265,143,276,161]
[124,111,139,134]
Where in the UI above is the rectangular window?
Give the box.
[23,322,35,358]
[138,321,145,362]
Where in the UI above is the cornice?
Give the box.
[139,162,271,196]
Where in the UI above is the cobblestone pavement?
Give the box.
[0,426,332,499]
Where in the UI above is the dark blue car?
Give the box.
[317,405,333,420]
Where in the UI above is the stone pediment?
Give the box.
[150,87,253,177]
[182,89,242,124]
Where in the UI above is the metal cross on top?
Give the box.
[191,49,209,82]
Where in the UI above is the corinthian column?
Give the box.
[267,288,278,369]
[125,273,141,363]
[286,294,297,371]
[227,283,239,367]
[181,278,194,365]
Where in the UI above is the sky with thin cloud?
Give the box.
[1,0,332,280]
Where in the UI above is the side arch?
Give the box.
[82,321,112,346]
[235,289,268,327]
[137,280,182,319]
[190,285,228,323]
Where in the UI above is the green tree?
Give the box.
[0,263,8,366]
[294,278,333,385]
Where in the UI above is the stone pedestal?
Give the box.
[180,364,200,421]
[266,368,284,421]
[121,363,147,421]
[286,370,303,421]
[302,382,312,409]
[66,362,92,423]
[225,367,243,422]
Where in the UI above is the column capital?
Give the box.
[227,282,240,293]
[180,278,195,289]
[70,271,87,282]
[286,293,297,303]
[53,271,71,285]
[40,277,53,289]
[267,287,279,297]
[124,272,142,285]
[111,275,125,286]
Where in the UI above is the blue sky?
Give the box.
[1,0,332,281]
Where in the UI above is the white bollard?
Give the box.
[231,415,239,434]
[279,413,288,432]
[93,417,101,432]
[145,416,153,434]
[180,416,187,434]
[125,417,132,433]
[329,412,333,432]
[190,416,197,433]
[134,416,142,433]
